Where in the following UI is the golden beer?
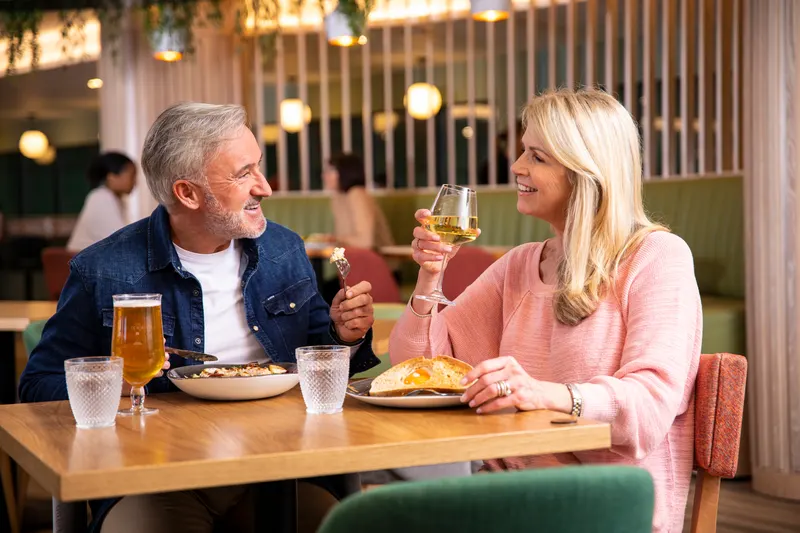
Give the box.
[112,297,165,387]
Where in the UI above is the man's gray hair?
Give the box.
[141,102,249,206]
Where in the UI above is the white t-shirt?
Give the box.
[67,186,129,252]
[173,241,267,365]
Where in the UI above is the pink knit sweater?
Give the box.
[389,231,702,533]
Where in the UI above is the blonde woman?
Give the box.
[389,89,702,533]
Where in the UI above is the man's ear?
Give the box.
[173,180,202,210]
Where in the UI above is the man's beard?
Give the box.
[203,190,266,240]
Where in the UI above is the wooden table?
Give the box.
[0,301,57,533]
[0,389,610,504]
[0,301,58,404]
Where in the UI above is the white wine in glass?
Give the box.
[415,184,478,306]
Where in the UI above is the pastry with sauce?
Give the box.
[368,355,473,396]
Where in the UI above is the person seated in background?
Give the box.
[21,102,379,533]
[321,152,395,303]
[67,151,137,252]
[390,89,702,533]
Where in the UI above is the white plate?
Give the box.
[168,363,299,401]
[346,378,466,409]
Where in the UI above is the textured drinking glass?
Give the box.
[112,294,165,416]
[65,357,124,429]
[296,346,350,414]
[414,184,478,306]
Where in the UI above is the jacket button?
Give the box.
[193,289,200,297]
[194,337,202,345]
[289,302,296,309]
[253,325,259,332]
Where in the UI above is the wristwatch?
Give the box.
[565,383,584,417]
[329,322,366,347]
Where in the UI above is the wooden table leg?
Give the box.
[1,451,20,533]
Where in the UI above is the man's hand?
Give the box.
[330,281,374,343]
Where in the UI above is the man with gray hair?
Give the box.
[20,102,380,532]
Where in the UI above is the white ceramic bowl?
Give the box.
[168,363,299,401]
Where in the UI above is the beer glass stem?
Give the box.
[130,386,146,413]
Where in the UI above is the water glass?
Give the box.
[65,356,124,429]
[296,346,350,414]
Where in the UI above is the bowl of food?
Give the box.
[167,362,299,401]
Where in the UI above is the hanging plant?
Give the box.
[0,0,375,75]
[0,10,43,75]
[332,0,374,39]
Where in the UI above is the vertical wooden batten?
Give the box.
[642,0,656,178]
[383,21,395,189]
[660,0,676,177]
[319,24,331,171]
[467,15,477,187]
[487,20,498,187]
[298,28,310,192]
[446,1,456,186]
[362,31,374,190]
[404,3,415,188]
[276,33,288,193]
[340,45,352,153]
[680,0,697,175]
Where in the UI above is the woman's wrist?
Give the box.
[545,382,574,414]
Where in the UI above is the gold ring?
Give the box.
[496,380,512,397]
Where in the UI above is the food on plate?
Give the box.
[190,363,287,378]
[329,246,346,263]
[368,355,474,397]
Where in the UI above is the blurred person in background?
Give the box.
[320,152,395,303]
[67,152,136,252]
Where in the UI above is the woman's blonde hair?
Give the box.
[521,88,667,326]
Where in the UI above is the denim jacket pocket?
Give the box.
[263,277,316,316]
[101,308,176,337]
[263,277,316,354]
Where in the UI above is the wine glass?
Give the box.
[414,184,478,306]
[112,294,166,416]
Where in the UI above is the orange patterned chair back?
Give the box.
[690,352,747,533]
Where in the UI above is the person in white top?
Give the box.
[66,152,136,252]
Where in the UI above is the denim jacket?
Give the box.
[20,205,380,404]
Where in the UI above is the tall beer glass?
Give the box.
[112,294,165,416]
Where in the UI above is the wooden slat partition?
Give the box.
[276,33,288,192]
[250,0,744,191]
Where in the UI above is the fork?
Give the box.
[330,248,351,291]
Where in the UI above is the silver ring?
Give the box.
[496,380,512,398]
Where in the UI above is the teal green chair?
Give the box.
[318,465,654,533]
[22,319,47,356]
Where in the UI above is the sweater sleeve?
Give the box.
[578,233,703,460]
[388,248,513,365]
